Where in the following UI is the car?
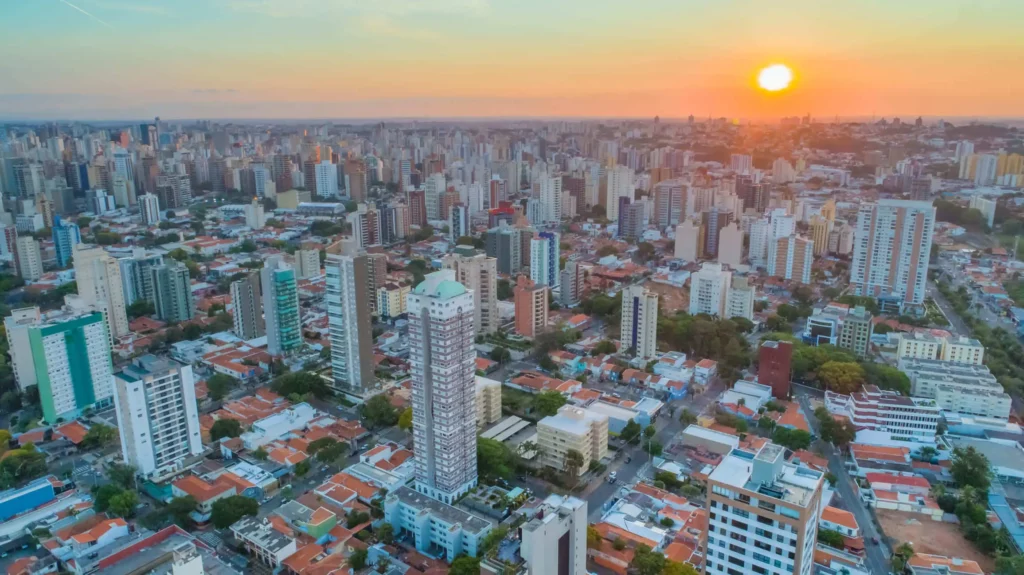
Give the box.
[625,456,632,463]
[608,471,617,483]
[871,537,879,545]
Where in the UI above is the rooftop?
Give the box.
[388,486,493,534]
[411,270,466,299]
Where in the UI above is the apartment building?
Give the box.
[325,239,376,397]
[850,200,935,307]
[521,495,588,575]
[621,284,659,359]
[940,336,985,365]
[689,262,731,317]
[725,277,756,321]
[900,358,1011,420]
[825,385,940,439]
[835,306,873,357]
[537,405,609,476]
[895,332,944,361]
[476,376,502,429]
[514,275,548,338]
[376,283,410,318]
[230,271,265,340]
[441,252,499,335]
[705,443,825,575]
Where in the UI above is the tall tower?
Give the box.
[529,231,560,289]
[850,199,935,307]
[73,244,130,340]
[620,284,658,359]
[261,256,302,356]
[408,270,477,504]
[325,239,376,397]
[441,253,498,336]
[51,216,81,267]
[230,272,265,340]
[148,260,195,322]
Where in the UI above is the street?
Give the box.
[927,281,969,336]
[796,389,889,575]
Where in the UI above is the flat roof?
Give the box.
[389,486,493,534]
[586,401,639,421]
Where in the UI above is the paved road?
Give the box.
[927,281,969,336]
[797,391,889,575]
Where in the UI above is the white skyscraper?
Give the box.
[424,173,447,221]
[520,495,588,575]
[244,197,266,229]
[606,165,634,221]
[620,284,658,359]
[851,199,935,307]
[730,153,753,174]
[408,270,478,504]
[73,243,130,340]
[314,161,338,198]
[748,218,771,267]
[955,140,975,162]
[113,355,203,480]
[674,219,700,261]
[718,222,744,268]
[530,231,560,289]
[325,240,376,397]
[140,193,161,225]
[15,236,43,281]
[539,175,563,223]
[689,262,732,317]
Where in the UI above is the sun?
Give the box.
[758,64,793,92]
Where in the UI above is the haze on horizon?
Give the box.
[1,0,1021,121]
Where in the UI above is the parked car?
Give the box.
[608,471,617,483]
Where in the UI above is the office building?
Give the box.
[824,386,940,439]
[15,236,43,281]
[140,193,161,225]
[621,284,658,359]
[653,179,686,228]
[5,300,113,422]
[768,235,813,284]
[701,208,732,259]
[148,260,195,322]
[230,272,265,340]
[520,495,588,575]
[718,222,744,268]
[725,276,756,321]
[449,203,469,242]
[899,358,1011,420]
[759,340,793,398]
[808,216,831,256]
[486,223,527,275]
[73,244,130,340]
[314,161,338,198]
[836,306,873,357]
[803,303,850,347]
[560,259,585,306]
[514,276,548,338]
[51,217,81,267]
[294,248,321,279]
[476,376,502,429]
[851,200,935,307]
[941,336,985,365]
[325,240,376,397]
[705,443,823,575]
[606,166,633,221]
[407,270,478,504]
[689,262,731,317]
[530,231,560,288]
[537,405,609,475]
[113,355,203,480]
[539,175,563,223]
[424,173,446,221]
[674,219,700,261]
[118,249,164,306]
[262,256,302,356]
[441,252,499,336]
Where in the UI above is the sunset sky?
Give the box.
[2,0,1022,120]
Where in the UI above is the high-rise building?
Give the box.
[140,193,161,225]
[619,199,646,240]
[407,190,427,227]
[424,173,447,221]
[347,204,381,248]
[73,244,129,340]
[808,215,831,256]
[768,235,813,284]
[773,157,795,183]
[345,160,368,202]
[674,219,701,261]
[441,253,499,336]
[539,175,563,223]
[407,270,478,504]
[244,197,265,229]
[718,221,743,268]
[148,260,195,322]
[725,276,755,321]
[272,154,293,194]
[729,153,753,174]
[653,179,686,228]
[4,300,113,422]
[230,272,265,340]
[530,231,560,288]
[449,204,469,242]
[620,284,658,359]
[314,161,338,198]
[51,216,81,267]
[113,355,203,480]
[690,262,732,317]
[560,260,585,307]
[758,340,793,398]
[520,495,588,575]
[850,200,935,307]
[704,443,824,575]
[117,249,163,306]
[969,195,996,228]
[836,306,873,357]
[605,166,633,221]
[514,276,548,338]
[294,248,321,279]
[748,217,771,267]
[15,236,43,281]
[261,256,302,356]
[325,240,376,397]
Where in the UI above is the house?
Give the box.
[907,554,984,575]
[694,359,717,385]
[864,473,930,495]
[819,506,863,554]
[171,475,237,523]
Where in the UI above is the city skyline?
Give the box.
[2,0,1022,120]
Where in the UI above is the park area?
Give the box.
[876,510,995,573]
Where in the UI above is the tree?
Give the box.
[679,409,697,427]
[450,556,481,575]
[0,430,10,455]
[591,339,618,356]
[631,544,666,575]
[377,522,394,544]
[108,490,140,518]
[534,390,567,417]
[206,373,238,401]
[892,542,914,573]
[312,439,346,465]
[765,315,788,331]
[817,361,865,394]
[271,371,333,400]
[81,423,117,450]
[817,528,845,549]
[210,418,243,441]
[167,495,198,526]
[996,556,1024,575]
[210,495,259,528]
[92,484,125,513]
[0,391,22,413]
[294,460,311,476]
[663,561,700,575]
[597,245,618,257]
[490,346,511,364]
[346,510,370,528]
[398,407,413,431]
[861,362,910,395]
[587,524,602,549]
[951,446,992,492]
[360,394,399,429]
[252,447,269,460]
[107,463,137,490]
[349,549,368,570]
[477,438,516,480]
[621,419,642,443]
[771,428,812,451]
[563,449,585,477]
[497,278,513,300]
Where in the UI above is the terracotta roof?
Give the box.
[173,475,234,502]
[907,554,984,575]
[70,518,127,544]
[55,421,89,444]
[865,472,929,489]
[820,506,858,531]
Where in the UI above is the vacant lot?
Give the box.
[876,510,994,573]
[643,281,688,314]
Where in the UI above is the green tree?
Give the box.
[477,438,517,480]
[92,484,125,512]
[817,361,865,394]
[294,460,311,476]
[81,423,117,450]
[631,544,666,575]
[167,495,198,526]
[360,394,399,429]
[107,463,137,490]
[892,542,914,573]
[210,495,259,528]
[252,447,269,460]
[587,524,602,549]
[449,556,481,575]
[206,373,239,401]
[534,390,567,416]
[108,490,140,518]
[348,549,368,570]
[621,419,642,443]
[490,346,511,364]
[951,446,992,492]
[861,362,911,395]
[591,339,618,355]
[377,522,394,544]
[0,391,22,413]
[817,528,845,549]
[271,371,333,399]
[663,561,700,575]
[679,409,697,427]
[497,278,513,300]
[126,300,156,319]
[346,510,370,528]
[563,448,585,477]
[210,418,243,441]
[771,428,812,451]
[398,407,413,431]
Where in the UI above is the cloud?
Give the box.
[57,0,114,28]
